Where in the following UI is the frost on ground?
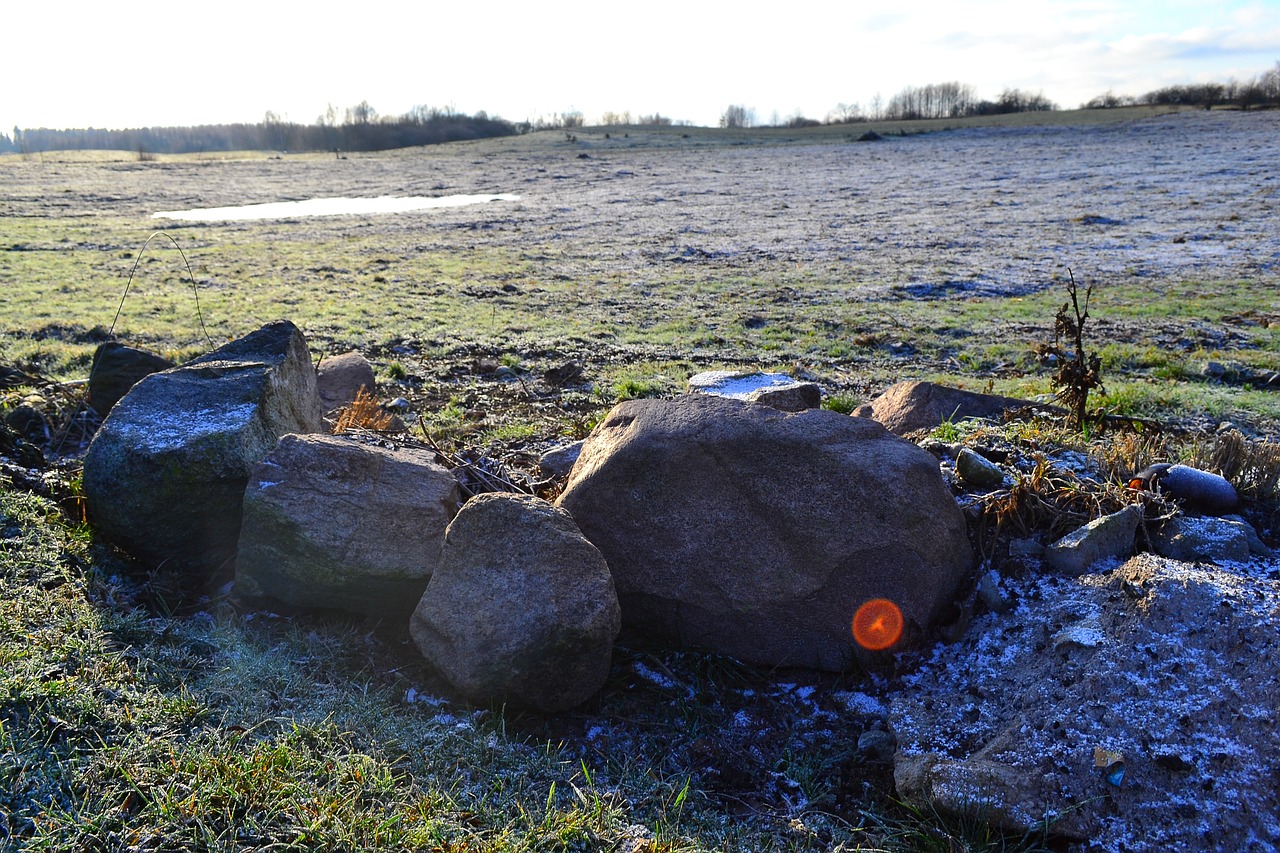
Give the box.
[889,552,1280,850]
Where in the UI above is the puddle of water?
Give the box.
[152,193,520,222]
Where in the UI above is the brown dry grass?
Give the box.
[331,387,396,433]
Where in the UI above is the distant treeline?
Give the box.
[882,82,1056,120]
[0,103,521,155]
[5,62,1279,155]
[727,84,1057,129]
[1084,61,1280,110]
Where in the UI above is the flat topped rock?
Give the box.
[686,370,821,411]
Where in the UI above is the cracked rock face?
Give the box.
[889,553,1280,848]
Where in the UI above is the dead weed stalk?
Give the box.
[332,387,396,433]
[973,454,1154,561]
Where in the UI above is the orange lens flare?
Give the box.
[852,598,904,651]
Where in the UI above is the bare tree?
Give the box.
[884,81,978,120]
[344,101,378,125]
[1265,61,1280,103]
[720,104,755,128]
[1083,90,1136,109]
[262,111,288,150]
[826,102,862,124]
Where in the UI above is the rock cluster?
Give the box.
[74,328,1280,853]
[79,333,985,706]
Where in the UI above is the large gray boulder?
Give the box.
[852,380,1037,435]
[556,394,973,670]
[890,553,1280,848]
[236,434,459,617]
[83,321,323,574]
[411,492,620,713]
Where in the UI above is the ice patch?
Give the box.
[632,661,677,688]
[153,193,521,221]
[833,690,887,716]
[404,687,446,707]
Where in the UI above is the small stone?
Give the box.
[0,365,37,390]
[857,729,895,761]
[1201,361,1227,379]
[1151,516,1252,564]
[544,361,585,386]
[539,441,584,481]
[1045,505,1141,576]
[87,342,175,416]
[977,570,1010,613]
[1008,538,1044,559]
[916,437,952,459]
[956,448,1005,489]
[3,405,48,443]
[315,351,376,415]
[1222,514,1275,557]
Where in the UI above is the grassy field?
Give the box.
[1,107,1278,851]
[3,105,1278,446]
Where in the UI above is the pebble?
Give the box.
[956,447,1005,488]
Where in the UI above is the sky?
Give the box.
[4,0,1279,134]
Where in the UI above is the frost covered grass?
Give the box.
[3,109,1279,442]
[0,484,1068,851]
[3,110,1278,850]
